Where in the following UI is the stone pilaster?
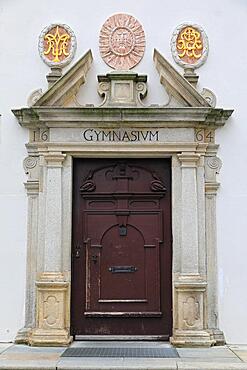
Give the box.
[171,152,213,347]
[205,153,225,345]
[30,152,72,346]
[16,157,40,344]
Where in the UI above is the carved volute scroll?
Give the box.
[98,72,147,107]
[80,162,166,195]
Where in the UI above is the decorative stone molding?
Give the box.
[38,24,76,68]
[98,71,147,107]
[171,23,209,69]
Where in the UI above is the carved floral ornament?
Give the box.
[38,23,77,67]
[99,13,146,70]
[171,23,209,68]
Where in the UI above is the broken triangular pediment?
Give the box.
[153,49,211,108]
[33,50,93,107]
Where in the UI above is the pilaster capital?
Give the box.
[205,182,220,197]
[43,152,66,167]
[24,180,39,196]
[177,152,200,168]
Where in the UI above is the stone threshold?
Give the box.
[0,343,246,370]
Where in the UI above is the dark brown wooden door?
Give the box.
[71,159,172,337]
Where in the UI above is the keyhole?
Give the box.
[92,255,97,264]
[119,225,127,236]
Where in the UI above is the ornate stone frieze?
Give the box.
[99,13,145,70]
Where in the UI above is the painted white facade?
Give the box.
[0,0,246,344]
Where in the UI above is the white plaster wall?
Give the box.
[0,0,246,343]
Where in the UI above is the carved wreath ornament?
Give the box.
[99,13,146,70]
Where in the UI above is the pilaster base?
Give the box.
[210,329,225,346]
[15,327,32,344]
[173,275,215,347]
[29,272,71,347]
[29,328,72,347]
[171,329,214,347]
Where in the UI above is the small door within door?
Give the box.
[71,159,172,337]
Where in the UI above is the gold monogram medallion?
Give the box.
[39,24,76,67]
[171,23,208,69]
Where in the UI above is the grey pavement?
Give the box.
[0,342,246,370]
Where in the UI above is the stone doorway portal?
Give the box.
[12,49,233,347]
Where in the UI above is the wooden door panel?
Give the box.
[85,212,161,315]
[71,159,172,336]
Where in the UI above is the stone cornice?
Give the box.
[12,106,233,129]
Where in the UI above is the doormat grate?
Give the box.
[61,347,179,358]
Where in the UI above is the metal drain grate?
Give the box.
[61,347,179,358]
